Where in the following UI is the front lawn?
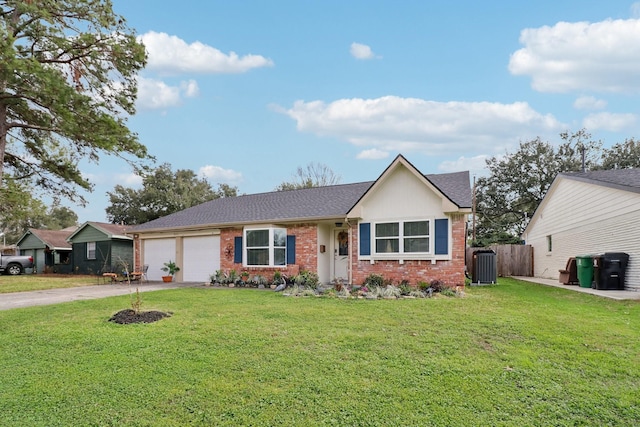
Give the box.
[0,274,97,293]
[0,278,638,426]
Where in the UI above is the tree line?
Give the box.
[0,160,338,243]
[105,161,340,225]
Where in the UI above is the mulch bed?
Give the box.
[108,309,172,324]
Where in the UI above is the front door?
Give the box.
[333,229,349,281]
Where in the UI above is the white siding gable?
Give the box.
[360,165,445,220]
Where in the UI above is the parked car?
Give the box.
[0,253,34,275]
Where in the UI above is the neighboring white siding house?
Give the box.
[522,169,640,291]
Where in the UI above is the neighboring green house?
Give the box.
[68,222,133,275]
[16,227,76,274]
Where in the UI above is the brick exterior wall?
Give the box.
[219,224,318,279]
[350,214,467,287]
[134,214,467,286]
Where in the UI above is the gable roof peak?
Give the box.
[17,227,75,250]
[67,221,133,241]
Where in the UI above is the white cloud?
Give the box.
[582,112,637,132]
[139,31,274,74]
[350,42,378,60]
[115,173,143,187]
[509,19,640,93]
[438,155,488,175]
[136,77,181,110]
[136,77,200,110]
[356,149,389,160]
[198,165,243,183]
[573,96,607,110]
[80,170,142,189]
[180,79,200,98]
[282,96,564,156]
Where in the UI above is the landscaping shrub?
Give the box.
[363,273,384,288]
[429,279,448,293]
[398,280,412,296]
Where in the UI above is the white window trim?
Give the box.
[373,219,432,257]
[243,227,287,267]
[86,242,96,260]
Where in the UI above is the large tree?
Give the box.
[45,202,78,230]
[0,175,46,243]
[600,138,640,170]
[0,0,150,204]
[106,163,239,225]
[274,162,341,191]
[0,174,78,244]
[474,129,601,246]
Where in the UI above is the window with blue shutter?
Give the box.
[359,223,371,256]
[234,236,243,263]
[286,235,296,264]
[239,228,292,266]
[434,218,449,255]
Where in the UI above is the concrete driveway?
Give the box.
[513,276,640,300]
[0,281,197,311]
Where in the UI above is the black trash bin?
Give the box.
[472,250,497,284]
[594,252,629,290]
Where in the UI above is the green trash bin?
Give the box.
[576,255,594,288]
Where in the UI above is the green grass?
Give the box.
[0,278,638,426]
[0,274,97,293]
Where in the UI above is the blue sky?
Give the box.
[74,0,640,223]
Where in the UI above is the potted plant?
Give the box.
[240,271,250,286]
[161,260,180,282]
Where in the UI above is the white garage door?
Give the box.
[183,236,220,282]
[144,238,176,281]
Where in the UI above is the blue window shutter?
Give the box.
[359,223,371,256]
[234,236,243,263]
[286,235,296,264]
[434,219,449,255]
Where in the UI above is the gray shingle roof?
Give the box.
[87,222,132,238]
[425,171,472,208]
[132,182,374,231]
[27,228,74,250]
[132,169,472,232]
[560,168,640,194]
[67,222,133,241]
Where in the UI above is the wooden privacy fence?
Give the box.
[466,244,533,277]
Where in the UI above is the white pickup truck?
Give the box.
[0,253,34,275]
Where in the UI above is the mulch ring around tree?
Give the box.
[108,309,172,324]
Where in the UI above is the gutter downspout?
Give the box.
[346,218,353,285]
